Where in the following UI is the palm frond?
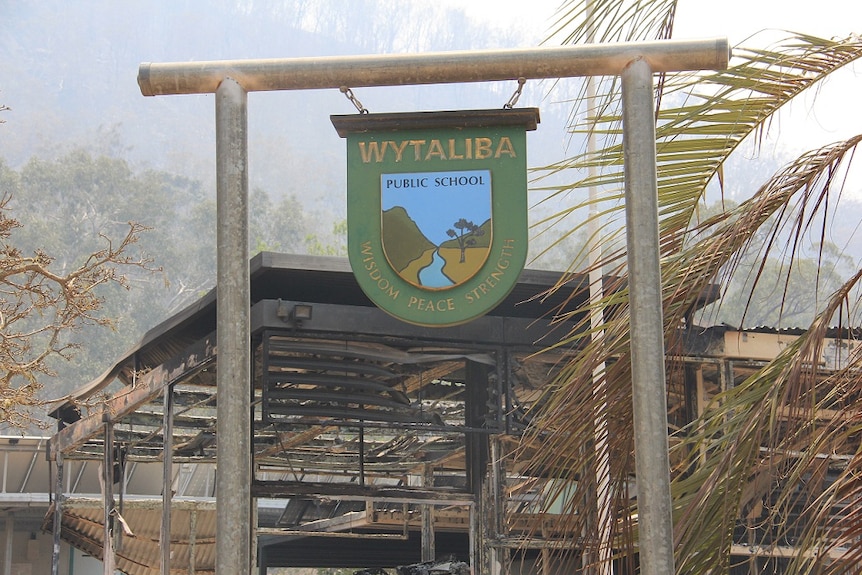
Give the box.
[548,0,678,46]
[522,2,862,572]
[523,133,862,571]
[535,33,862,262]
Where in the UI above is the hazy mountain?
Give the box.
[2,0,859,269]
[0,1,573,225]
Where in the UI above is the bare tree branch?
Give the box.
[0,194,153,429]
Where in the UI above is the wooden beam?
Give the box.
[256,528,407,540]
[730,543,848,560]
[400,361,462,395]
[252,480,474,505]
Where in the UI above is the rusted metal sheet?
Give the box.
[49,335,216,457]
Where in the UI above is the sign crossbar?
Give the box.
[138,38,729,95]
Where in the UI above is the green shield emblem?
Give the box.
[332,109,538,327]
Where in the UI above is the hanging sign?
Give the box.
[331,108,539,327]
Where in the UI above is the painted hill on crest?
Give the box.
[381,206,436,272]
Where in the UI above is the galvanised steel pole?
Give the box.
[160,383,174,575]
[621,57,675,575]
[215,76,252,575]
[103,422,114,575]
[51,453,63,575]
[138,39,728,96]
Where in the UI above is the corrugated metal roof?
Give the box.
[45,498,216,575]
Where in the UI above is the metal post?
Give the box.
[103,422,115,575]
[51,451,63,575]
[620,57,675,575]
[465,361,489,572]
[3,513,13,575]
[468,503,477,573]
[488,437,503,575]
[421,464,435,563]
[117,449,126,553]
[189,509,197,575]
[215,76,251,575]
[161,383,174,575]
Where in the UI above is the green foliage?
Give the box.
[305,219,347,257]
[250,187,309,255]
[692,200,858,328]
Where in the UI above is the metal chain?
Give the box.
[340,86,369,114]
[342,79,524,113]
[503,77,527,109]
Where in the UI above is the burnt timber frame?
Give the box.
[43,251,858,573]
[46,253,609,574]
